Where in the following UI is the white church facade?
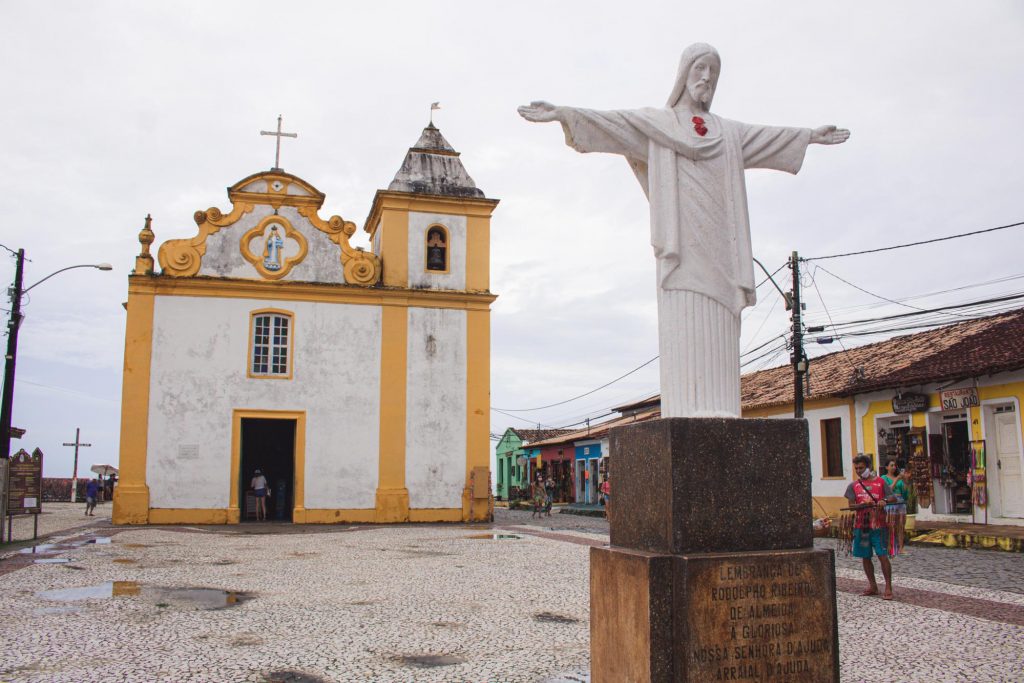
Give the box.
[114,124,497,525]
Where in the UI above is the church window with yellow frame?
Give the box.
[249,310,294,379]
[425,225,449,273]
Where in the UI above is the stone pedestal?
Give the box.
[591,418,839,683]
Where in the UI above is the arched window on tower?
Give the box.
[425,225,449,273]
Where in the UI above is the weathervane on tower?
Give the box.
[260,115,298,171]
[429,102,441,126]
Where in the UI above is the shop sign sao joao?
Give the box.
[940,387,981,411]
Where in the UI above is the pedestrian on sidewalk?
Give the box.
[531,475,545,518]
[84,478,100,516]
[600,476,611,525]
[544,477,554,517]
[846,454,898,600]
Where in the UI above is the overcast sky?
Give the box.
[2,1,1023,477]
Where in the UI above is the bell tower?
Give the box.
[364,123,498,522]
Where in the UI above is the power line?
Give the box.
[814,291,1024,331]
[807,268,859,373]
[813,264,970,319]
[492,355,658,412]
[804,219,1024,261]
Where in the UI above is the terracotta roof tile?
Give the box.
[741,308,1024,409]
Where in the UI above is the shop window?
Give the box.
[249,310,293,379]
[820,418,844,478]
[425,225,449,273]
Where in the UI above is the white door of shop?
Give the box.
[994,409,1024,517]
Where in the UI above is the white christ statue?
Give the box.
[519,42,849,418]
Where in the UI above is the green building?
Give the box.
[495,428,527,501]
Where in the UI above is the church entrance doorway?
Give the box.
[240,418,296,522]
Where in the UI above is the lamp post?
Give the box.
[0,252,112,463]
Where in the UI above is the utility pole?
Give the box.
[790,251,806,419]
[0,248,25,462]
[62,428,91,503]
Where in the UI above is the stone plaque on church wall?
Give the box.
[676,549,838,683]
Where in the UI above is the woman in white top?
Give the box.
[251,469,269,521]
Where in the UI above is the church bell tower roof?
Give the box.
[387,123,485,198]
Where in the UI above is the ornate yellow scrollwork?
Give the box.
[157,203,254,277]
[298,206,382,286]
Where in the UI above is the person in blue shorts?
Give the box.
[845,454,898,600]
[251,469,269,521]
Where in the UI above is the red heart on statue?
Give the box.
[691,116,705,125]
[695,126,708,136]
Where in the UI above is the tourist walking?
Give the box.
[84,478,100,516]
[531,475,545,518]
[544,477,554,516]
[846,454,898,600]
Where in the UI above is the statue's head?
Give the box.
[667,43,721,111]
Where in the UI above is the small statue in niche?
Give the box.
[263,225,285,271]
[426,227,447,272]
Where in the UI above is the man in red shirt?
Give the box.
[845,454,898,600]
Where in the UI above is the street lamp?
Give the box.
[0,250,113,463]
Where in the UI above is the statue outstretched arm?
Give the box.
[517,101,564,123]
[810,125,851,145]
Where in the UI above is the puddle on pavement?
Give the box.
[35,582,248,609]
[394,654,466,668]
[87,537,112,545]
[34,606,84,615]
[18,544,60,555]
[534,612,580,624]
[262,671,331,683]
[33,558,72,564]
[430,621,463,629]
[465,533,521,540]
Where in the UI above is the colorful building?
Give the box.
[114,123,498,525]
[741,308,1024,525]
[494,428,571,500]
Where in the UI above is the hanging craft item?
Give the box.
[907,428,932,507]
[836,510,855,556]
[970,439,988,509]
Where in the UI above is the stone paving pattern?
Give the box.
[4,502,111,544]
[0,508,1019,682]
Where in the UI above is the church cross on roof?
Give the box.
[260,115,298,171]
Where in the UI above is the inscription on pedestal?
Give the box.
[680,550,838,682]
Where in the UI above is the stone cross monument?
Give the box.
[520,44,848,682]
[519,42,848,418]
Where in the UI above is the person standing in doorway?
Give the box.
[251,469,269,521]
[84,478,100,516]
[846,454,898,600]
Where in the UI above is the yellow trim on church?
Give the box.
[112,278,155,525]
[375,303,410,522]
[127,276,496,311]
[229,409,307,523]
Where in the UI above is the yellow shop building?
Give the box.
[114,123,496,525]
[741,308,1024,526]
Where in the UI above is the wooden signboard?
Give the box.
[7,447,43,515]
[940,387,980,411]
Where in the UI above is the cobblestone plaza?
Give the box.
[0,507,1021,682]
